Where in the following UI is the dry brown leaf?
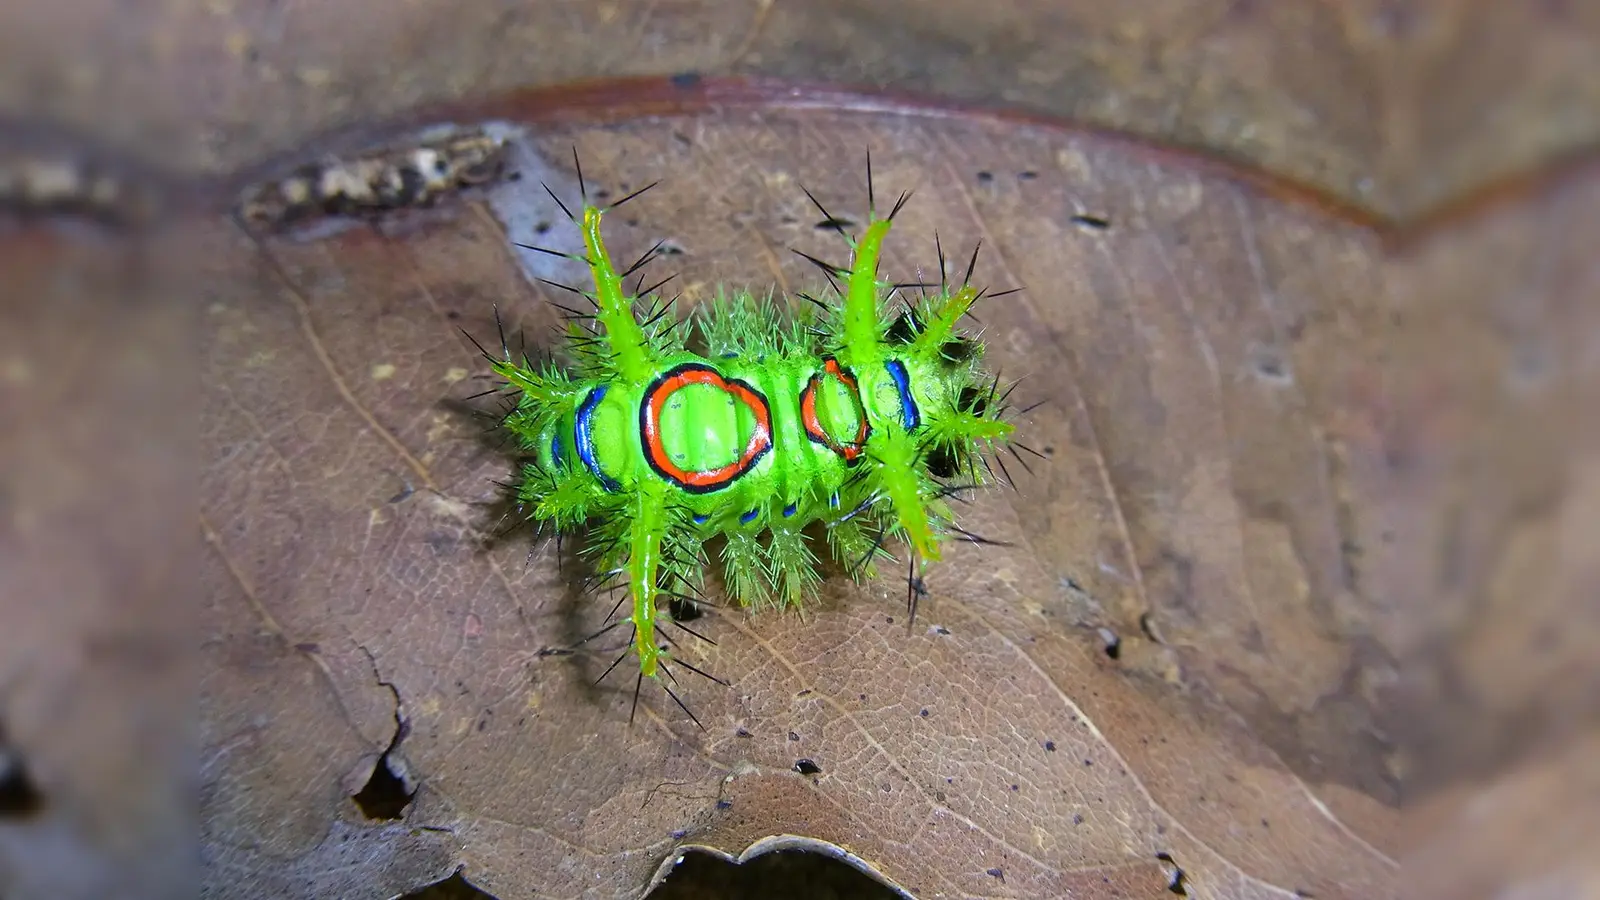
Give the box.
[196,105,1414,899]
[1,3,1592,899]
[4,0,1597,219]
[1387,161,1600,898]
[0,229,193,896]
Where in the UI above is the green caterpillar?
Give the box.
[470,152,1033,727]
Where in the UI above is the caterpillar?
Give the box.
[468,151,1036,728]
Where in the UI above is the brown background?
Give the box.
[1,1,1596,899]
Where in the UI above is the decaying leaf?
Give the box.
[195,109,1415,899]
[1,2,1591,898]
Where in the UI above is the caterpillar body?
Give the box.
[472,153,1031,726]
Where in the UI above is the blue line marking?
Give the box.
[828,492,840,509]
[693,513,709,525]
[740,508,760,525]
[574,386,621,492]
[782,503,797,518]
[550,432,565,467]
[885,359,920,430]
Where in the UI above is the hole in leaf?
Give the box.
[648,847,904,899]
[793,759,821,776]
[353,750,414,820]
[0,726,44,817]
[1099,627,1121,660]
[353,652,413,818]
[399,869,499,899]
[1250,345,1293,384]
[1157,852,1189,896]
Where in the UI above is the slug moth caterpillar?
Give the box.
[468,151,1037,727]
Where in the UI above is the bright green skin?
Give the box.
[486,186,1015,697]
[532,349,949,529]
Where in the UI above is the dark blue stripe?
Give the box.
[885,359,920,430]
[550,432,565,467]
[740,508,760,524]
[828,492,840,509]
[693,513,709,525]
[782,503,797,518]
[574,386,621,492]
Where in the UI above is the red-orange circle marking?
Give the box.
[640,362,772,493]
[800,357,869,461]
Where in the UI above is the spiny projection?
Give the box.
[467,150,1037,728]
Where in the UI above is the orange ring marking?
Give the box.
[800,358,868,461]
[641,363,772,492]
